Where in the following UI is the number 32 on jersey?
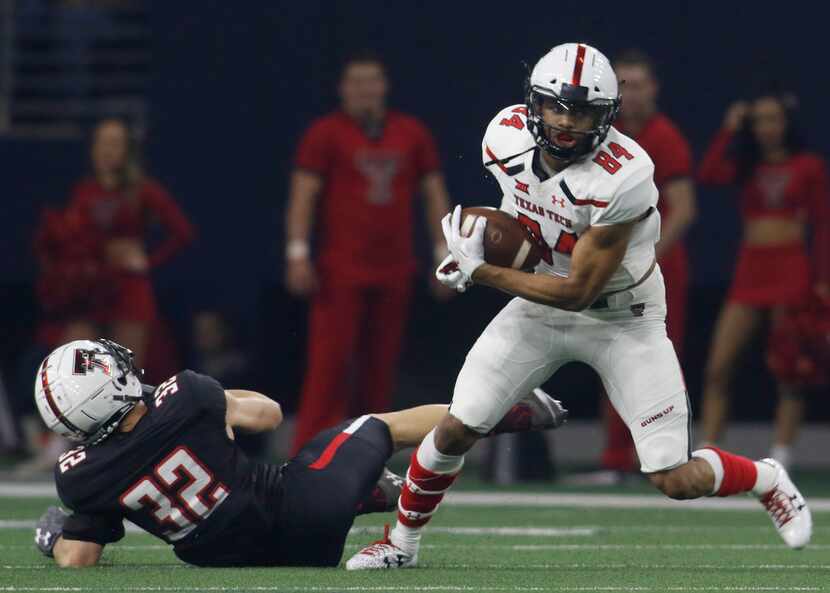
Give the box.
[119,447,229,542]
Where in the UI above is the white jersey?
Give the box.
[481,104,660,294]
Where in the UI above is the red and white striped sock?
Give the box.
[693,447,777,497]
[390,429,464,554]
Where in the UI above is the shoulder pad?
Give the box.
[589,127,655,191]
[482,105,535,176]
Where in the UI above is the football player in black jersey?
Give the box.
[33,338,567,567]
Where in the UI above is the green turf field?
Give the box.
[1,480,827,593]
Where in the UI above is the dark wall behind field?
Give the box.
[3,1,828,420]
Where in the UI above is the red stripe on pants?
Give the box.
[601,248,688,471]
[309,432,350,470]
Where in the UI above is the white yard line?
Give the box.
[0,586,823,592]
[4,563,829,571]
[0,521,595,537]
[444,492,830,511]
[3,542,830,552]
[4,483,830,512]
[0,484,55,497]
[350,526,597,536]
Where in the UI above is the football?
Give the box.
[460,207,543,270]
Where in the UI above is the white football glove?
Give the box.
[435,254,472,293]
[442,205,486,278]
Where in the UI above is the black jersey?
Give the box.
[54,370,278,550]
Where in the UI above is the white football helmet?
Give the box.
[34,339,145,444]
[526,42,620,161]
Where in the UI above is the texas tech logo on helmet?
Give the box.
[73,349,111,376]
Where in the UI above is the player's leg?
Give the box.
[291,277,366,455]
[355,280,413,415]
[371,405,447,450]
[600,397,637,473]
[649,447,812,548]
[600,254,689,474]
[278,415,395,566]
[277,383,569,567]
[347,298,566,569]
[372,389,567,452]
[596,297,811,549]
[699,302,765,444]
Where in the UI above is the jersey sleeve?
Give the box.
[178,370,227,424]
[62,512,125,545]
[294,118,333,176]
[591,164,658,227]
[481,105,535,211]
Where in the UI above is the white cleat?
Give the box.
[757,458,812,549]
[345,525,418,570]
[490,388,568,435]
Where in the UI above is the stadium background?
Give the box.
[1,0,828,429]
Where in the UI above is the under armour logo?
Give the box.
[35,528,52,547]
[552,196,566,208]
[789,494,806,511]
[384,554,405,567]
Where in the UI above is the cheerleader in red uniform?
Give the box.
[698,92,830,468]
[65,118,195,364]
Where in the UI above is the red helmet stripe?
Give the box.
[40,357,84,436]
[571,44,586,86]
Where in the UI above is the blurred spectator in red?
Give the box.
[285,51,453,454]
[698,91,830,468]
[14,118,194,474]
[590,50,697,478]
[63,118,196,365]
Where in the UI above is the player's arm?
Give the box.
[284,170,323,296]
[225,390,283,433]
[35,507,115,568]
[285,170,321,251]
[422,172,453,263]
[473,221,635,311]
[655,178,696,259]
[52,537,103,568]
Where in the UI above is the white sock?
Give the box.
[390,522,422,554]
[692,448,723,495]
[752,460,778,496]
[416,428,465,474]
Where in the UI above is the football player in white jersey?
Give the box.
[346,43,812,570]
